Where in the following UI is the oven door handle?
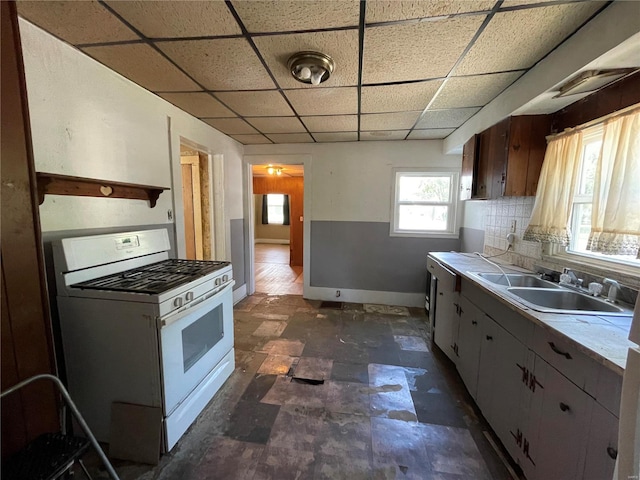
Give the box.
[160,281,234,328]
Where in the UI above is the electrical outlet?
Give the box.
[510,220,517,233]
[167,210,173,221]
[336,290,341,298]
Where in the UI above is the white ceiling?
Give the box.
[17,0,638,145]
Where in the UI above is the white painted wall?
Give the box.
[245,140,461,223]
[19,20,244,261]
[461,200,487,231]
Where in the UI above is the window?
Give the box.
[391,170,459,237]
[564,123,640,266]
[263,194,288,225]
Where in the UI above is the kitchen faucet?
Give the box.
[561,268,583,287]
[603,278,621,303]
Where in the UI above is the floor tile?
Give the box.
[331,362,369,384]
[241,374,278,402]
[253,320,288,337]
[325,381,370,416]
[368,364,417,422]
[313,453,372,480]
[257,339,305,356]
[252,446,316,480]
[393,335,429,352]
[261,375,329,408]
[293,357,333,381]
[267,405,325,451]
[224,399,281,445]
[257,354,296,375]
[192,437,264,480]
[363,304,410,316]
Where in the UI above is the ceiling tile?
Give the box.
[17,1,138,44]
[265,133,314,143]
[455,3,605,75]
[245,117,307,134]
[313,132,358,142]
[215,91,294,117]
[254,30,359,89]
[362,16,486,84]
[415,107,480,128]
[301,115,358,132]
[158,92,235,117]
[232,0,360,32]
[361,80,443,114]
[430,71,524,109]
[284,87,358,116]
[360,111,421,131]
[366,1,495,23]
[203,118,258,135]
[82,43,201,92]
[361,130,409,141]
[105,1,242,38]
[501,0,560,6]
[230,134,272,145]
[157,38,275,90]
[407,128,456,139]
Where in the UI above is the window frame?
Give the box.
[390,168,460,238]
[265,193,285,225]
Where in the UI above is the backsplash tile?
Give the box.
[483,196,542,270]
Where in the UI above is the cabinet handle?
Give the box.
[429,265,434,269]
[548,342,572,360]
[607,447,618,460]
[471,320,477,325]
[486,335,493,341]
[559,402,571,412]
[439,292,443,296]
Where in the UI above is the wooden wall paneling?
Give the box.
[552,71,640,131]
[1,1,59,457]
[253,176,304,267]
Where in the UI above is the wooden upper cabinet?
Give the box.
[461,115,550,200]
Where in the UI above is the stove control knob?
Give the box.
[173,297,183,308]
[222,275,229,282]
[185,292,194,302]
[215,278,222,286]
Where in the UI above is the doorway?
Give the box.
[252,165,304,295]
[180,144,212,260]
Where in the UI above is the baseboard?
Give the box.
[232,284,247,305]
[304,286,424,308]
[255,239,290,245]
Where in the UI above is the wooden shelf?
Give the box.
[36,172,170,208]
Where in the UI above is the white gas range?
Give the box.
[52,229,235,452]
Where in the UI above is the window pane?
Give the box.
[570,203,592,252]
[399,176,450,202]
[267,194,284,224]
[398,205,448,231]
[578,141,601,196]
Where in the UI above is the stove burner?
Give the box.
[71,259,231,295]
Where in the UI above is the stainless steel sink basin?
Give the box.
[506,287,629,314]
[474,273,561,288]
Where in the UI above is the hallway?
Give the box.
[255,243,303,295]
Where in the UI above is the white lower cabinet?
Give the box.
[428,257,459,364]
[583,401,619,480]
[456,286,620,480]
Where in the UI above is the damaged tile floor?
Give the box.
[87,295,514,480]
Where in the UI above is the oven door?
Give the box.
[159,282,234,415]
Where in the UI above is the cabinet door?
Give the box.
[460,135,477,200]
[583,401,618,480]
[433,287,459,363]
[476,313,529,460]
[531,362,593,480]
[456,295,483,399]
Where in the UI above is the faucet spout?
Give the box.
[603,278,621,303]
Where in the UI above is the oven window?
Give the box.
[182,304,224,373]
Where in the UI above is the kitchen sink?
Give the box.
[474,273,560,288]
[506,287,630,315]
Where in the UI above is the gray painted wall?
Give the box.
[230,218,245,290]
[460,227,485,254]
[310,221,460,294]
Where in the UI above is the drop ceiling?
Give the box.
[17,0,617,145]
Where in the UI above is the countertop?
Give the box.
[428,251,636,376]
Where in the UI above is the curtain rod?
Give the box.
[546,102,640,141]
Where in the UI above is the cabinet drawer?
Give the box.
[532,326,599,395]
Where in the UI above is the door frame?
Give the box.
[244,154,311,296]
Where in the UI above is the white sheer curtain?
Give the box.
[587,110,640,258]
[523,131,583,244]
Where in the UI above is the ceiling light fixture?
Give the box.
[266,166,283,176]
[553,68,636,98]
[288,51,335,86]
